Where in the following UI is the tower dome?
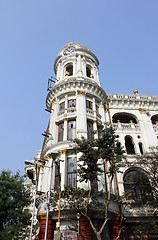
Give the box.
[54,42,100,86]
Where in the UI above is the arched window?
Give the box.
[113,113,137,124]
[123,169,152,202]
[125,136,135,154]
[151,114,158,125]
[86,66,91,77]
[65,64,73,76]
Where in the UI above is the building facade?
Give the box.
[25,42,158,240]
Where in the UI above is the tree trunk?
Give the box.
[96,232,102,240]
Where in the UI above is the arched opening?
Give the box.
[113,113,137,124]
[65,64,73,76]
[125,136,135,154]
[151,114,158,125]
[123,169,152,202]
[138,142,144,155]
[86,66,91,77]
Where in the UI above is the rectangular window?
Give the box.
[59,102,65,111]
[68,99,76,108]
[68,120,76,140]
[67,157,77,187]
[87,120,93,139]
[54,162,60,191]
[96,104,99,114]
[58,122,64,142]
[97,124,101,138]
[86,100,92,109]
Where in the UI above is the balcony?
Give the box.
[57,108,77,117]
[113,123,140,132]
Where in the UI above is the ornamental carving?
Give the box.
[50,98,56,106]
[43,154,51,160]
[139,108,146,114]
[77,90,85,96]
[58,149,67,155]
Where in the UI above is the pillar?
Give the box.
[76,90,87,138]
[79,216,93,240]
[38,216,56,240]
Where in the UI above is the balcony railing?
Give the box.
[57,108,76,116]
[153,124,158,133]
[113,123,140,132]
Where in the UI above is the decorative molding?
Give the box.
[90,74,94,78]
[46,79,107,109]
[43,154,51,160]
[108,93,158,110]
[58,149,67,155]
[133,89,138,94]
[63,118,68,121]
[50,98,56,106]
[77,90,85,96]
[139,108,146,114]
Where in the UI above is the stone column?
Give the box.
[93,120,98,139]
[58,150,67,191]
[63,118,68,141]
[77,54,83,76]
[138,108,157,149]
[57,62,61,80]
[65,94,68,110]
[52,98,58,144]
[76,90,87,138]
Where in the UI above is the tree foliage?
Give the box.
[61,126,126,240]
[0,170,32,240]
[73,127,125,186]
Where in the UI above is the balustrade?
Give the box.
[112,123,140,132]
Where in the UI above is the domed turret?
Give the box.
[54,42,100,86]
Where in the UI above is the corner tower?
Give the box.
[30,42,109,240]
[42,42,107,158]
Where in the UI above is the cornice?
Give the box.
[46,78,107,109]
[41,140,73,159]
[108,93,158,110]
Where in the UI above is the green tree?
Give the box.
[60,126,125,240]
[0,170,32,240]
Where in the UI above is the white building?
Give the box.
[26,42,158,240]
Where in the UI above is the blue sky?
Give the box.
[0,0,158,174]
